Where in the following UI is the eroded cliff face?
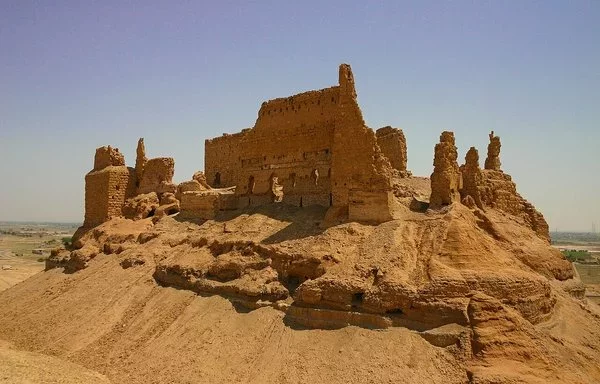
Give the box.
[457,133,551,242]
[38,191,597,383]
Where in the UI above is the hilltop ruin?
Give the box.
[77,64,549,243]
[29,64,600,384]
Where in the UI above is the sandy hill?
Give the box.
[0,176,599,384]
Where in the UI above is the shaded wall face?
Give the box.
[330,88,392,208]
[376,128,407,173]
[84,167,135,227]
[205,87,340,205]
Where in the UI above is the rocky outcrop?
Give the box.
[484,131,501,171]
[480,170,551,242]
[122,192,160,220]
[192,171,212,189]
[460,147,484,209]
[430,131,462,208]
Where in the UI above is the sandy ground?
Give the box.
[0,251,44,292]
[0,339,110,384]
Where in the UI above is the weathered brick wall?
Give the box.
[93,146,125,171]
[205,83,340,207]
[376,126,408,175]
[204,64,397,221]
[330,64,393,211]
[138,157,175,195]
[84,166,135,227]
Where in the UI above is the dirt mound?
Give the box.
[1,177,599,383]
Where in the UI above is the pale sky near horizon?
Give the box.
[0,1,598,231]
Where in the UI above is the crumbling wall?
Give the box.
[430,131,462,208]
[137,157,176,195]
[459,133,550,242]
[204,64,396,221]
[460,147,483,209]
[329,64,394,221]
[93,146,125,171]
[204,74,341,207]
[84,146,135,227]
[376,126,409,176]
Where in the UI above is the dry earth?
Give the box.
[0,251,44,293]
[1,181,600,383]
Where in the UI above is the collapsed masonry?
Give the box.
[80,64,549,243]
[431,130,550,242]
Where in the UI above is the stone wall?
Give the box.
[376,126,408,176]
[137,157,176,195]
[205,64,398,220]
[204,85,337,207]
[84,147,136,227]
[93,146,125,171]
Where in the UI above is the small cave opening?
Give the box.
[285,276,301,294]
[147,208,156,217]
[351,292,364,308]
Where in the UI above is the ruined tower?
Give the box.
[84,146,136,227]
[460,147,484,209]
[484,131,501,171]
[430,131,462,208]
[135,138,147,184]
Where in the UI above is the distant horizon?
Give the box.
[1,219,600,235]
[1,1,598,230]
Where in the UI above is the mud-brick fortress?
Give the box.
[81,64,549,242]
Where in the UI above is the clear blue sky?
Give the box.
[0,1,598,231]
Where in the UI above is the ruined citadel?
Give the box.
[81,64,549,242]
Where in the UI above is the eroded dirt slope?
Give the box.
[0,199,599,383]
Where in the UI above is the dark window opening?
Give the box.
[248,176,255,194]
[213,172,221,186]
[299,197,303,208]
